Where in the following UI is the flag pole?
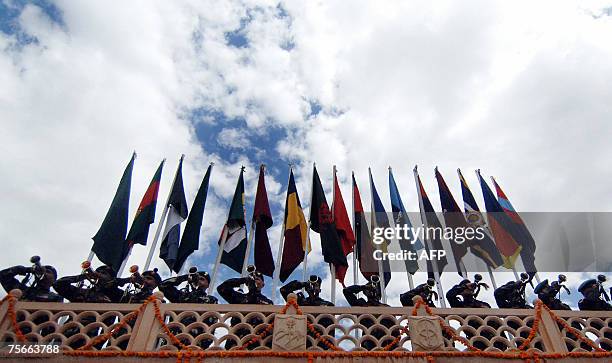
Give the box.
[368,167,387,304]
[272,164,293,302]
[351,171,358,286]
[458,168,499,289]
[330,165,337,305]
[143,155,183,271]
[389,166,415,290]
[86,250,95,263]
[241,166,257,278]
[302,163,315,286]
[209,166,244,295]
[413,165,446,308]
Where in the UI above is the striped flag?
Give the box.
[218,168,248,273]
[159,157,189,271]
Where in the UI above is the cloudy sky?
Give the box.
[2,0,612,307]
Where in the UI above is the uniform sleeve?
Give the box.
[217,278,247,304]
[343,285,365,306]
[280,280,304,301]
[0,266,29,293]
[159,276,187,303]
[53,274,85,301]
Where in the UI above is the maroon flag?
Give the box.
[253,165,274,277]
[332,172,355,285]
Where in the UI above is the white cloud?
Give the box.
[2,0,612,306]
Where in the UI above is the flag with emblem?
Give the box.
[219,168,248,273]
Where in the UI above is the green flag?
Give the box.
[174,163,213,273]
[92,153,135,273]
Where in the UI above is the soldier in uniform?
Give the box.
[578,275,611,311]
[446,274,490,308]
[159,267,217,349]
[280,275,333,306]
[53,261,123,303]
[400,278,438,307]
[343,274,389,307]
[0,256,62,302]
[159,267,218,304]
[217,266,273,349]
[494,273,532,309]
[116,266,162,303]
[217,266,273,305]
[534,274,571,310]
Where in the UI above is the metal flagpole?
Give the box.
[413,165,446,308]
[389,166,415,290]
[240,165,255,278]
[302,163,316,286]
[330,165,337,305]
[351,172,358,286]
[87,250,95,262]
[209,166,243,295]
[241,220,256,276]
[368,167,387,304]
[144,155,184,271]
[272,164,293,302]
[487,265,498,289]
[457,168,499,290]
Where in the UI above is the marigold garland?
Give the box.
[1,293,26,342]
[3,289,610,360]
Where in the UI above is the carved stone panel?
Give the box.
[408,316,444,351]
[272,314,307,351]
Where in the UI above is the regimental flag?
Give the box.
[477,171,521,268]
[219,168,248,273]
[92,153,135,274]
[352,173,378,280]
[388,169,420,275]
[124,160,164,258]
[332,170,355,285]
[491,177,537,276]
[415,170,449,277]
[457,169,503,268]
[253,165,274,277]
[280,170,310,282]
[310,166,348,284]
[368,170,392,285]
[434,168,470,276]
[159,157,189,271]
[173,163,212,273]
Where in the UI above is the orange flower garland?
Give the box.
[3,289,611,361]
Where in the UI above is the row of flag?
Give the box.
[90,154,538,297]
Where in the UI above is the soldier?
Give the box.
[217,265,273,305]
[494,273,533,309]
[400,278,438,307]
[217,266,273,349]
[534,274,571,310]
[0,256,62,302]
[159,267,218,304]
[446,274,490,308]
[578,275,612,311]
[159,267,217,349]
[343,274,389,307]
[116,266,162,303]
[280,275,333,306]
[53,261,123,303]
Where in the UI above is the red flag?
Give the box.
[253,165,274,277]
[332,173,355,285]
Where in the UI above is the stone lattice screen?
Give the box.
[1,299,610,352]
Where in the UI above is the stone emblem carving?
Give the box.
[408,316,444,351]
[272,314,307,351]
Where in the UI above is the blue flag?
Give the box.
[388,169,420,274]
[368,170,392,286]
